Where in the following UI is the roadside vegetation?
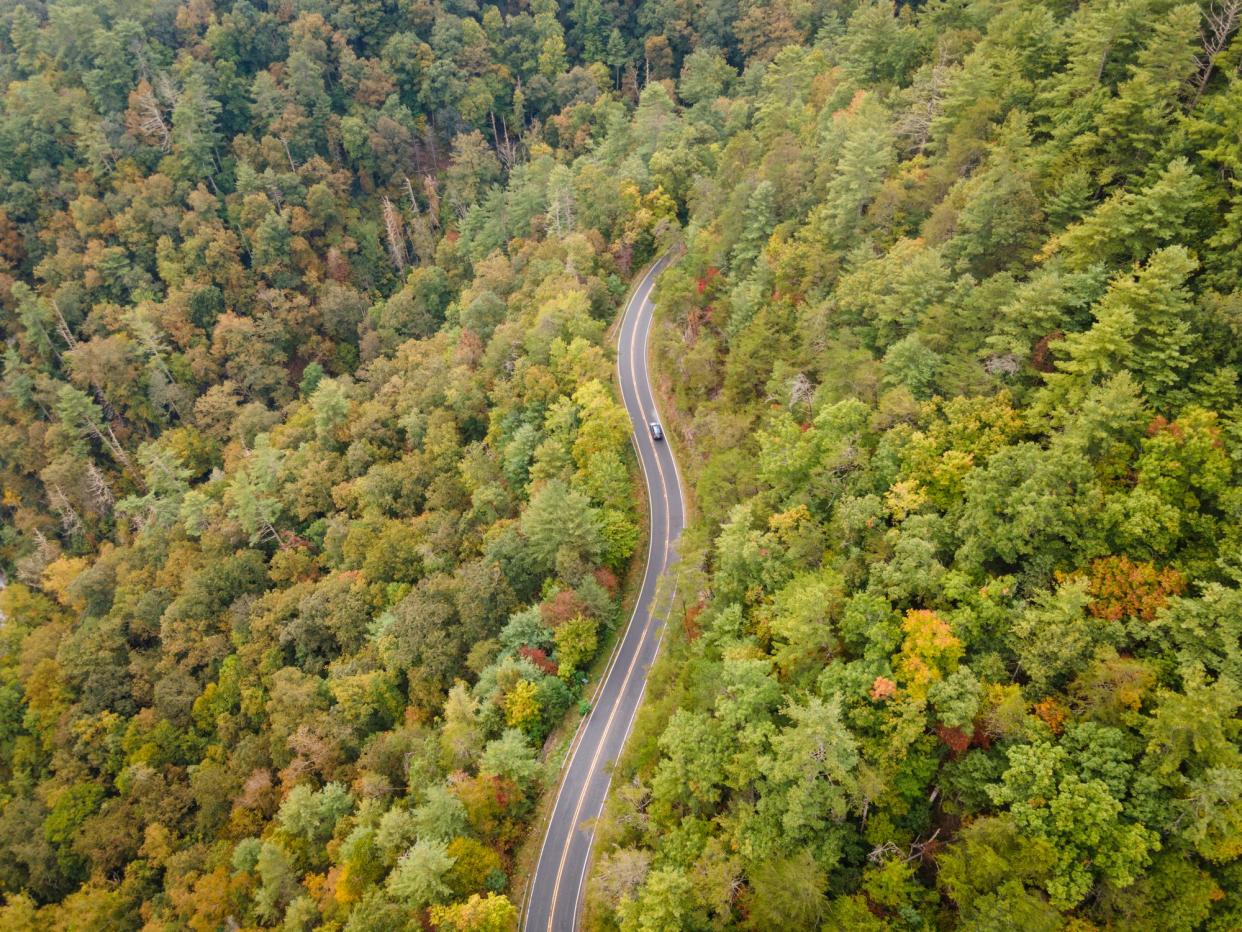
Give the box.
[3,0,1242,930]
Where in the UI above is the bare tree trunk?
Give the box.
[50,299,77,349]
[102,422,134,472]
[491,110,519,173]
[381,196,408,272]
[48,482,84,536]
[1192,0,1242,107]
[136,82,172,152]
[86,462,115,512]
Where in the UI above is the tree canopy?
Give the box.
[3,0,1242,929]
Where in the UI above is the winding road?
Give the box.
[525,255,685,930]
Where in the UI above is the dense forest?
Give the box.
[1,0,1242,930]
[587,2,1242,931]
[0,0,684,927]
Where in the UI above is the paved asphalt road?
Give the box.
[524,255,685,931]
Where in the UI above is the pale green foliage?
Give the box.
[254,841,299,924]
[936,816,1061,931]
[928,665,982,729]
[374,808,419,862]
[759,697,859,844]
[278,783,355,847]
[521,479,603,574]
[440,681,483,770]
[1039,247,1197,413]
[820,93,898,247]
[480,729,541,790]
[387,840,455,909]
[1012,580,1100,695]
[410,785,468,843]
[310,378,350,443]
[743,849,827,930]
[116,442,191,529]
[227,434,285,544]
[617,866,698,932]
[1144,673,1242,862]
[1050,158,1209,269]
[651,710,728,817]
[763,570,844,681]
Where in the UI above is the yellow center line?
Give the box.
[544,273,666,928]
[543,268,674,930]
[563,268,680,929]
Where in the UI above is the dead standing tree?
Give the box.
[381,195,407,273]
[131,78,172,152]
[1192,0,1242,106]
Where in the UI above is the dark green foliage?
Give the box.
[587,2,1242,930]
[4,0,1242,928]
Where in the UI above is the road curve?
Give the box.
[524,255,684,931]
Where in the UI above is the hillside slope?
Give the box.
[587,2,1242,930]
[2,0,1242,929]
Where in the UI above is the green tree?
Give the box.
[758,697,859,848]
[1144,673,1242,862]
[411,785,469,843]
[480,729,541,792]
[987,735,1159,908]
[678,47,734,107]
[605,29,628,86]
[171,72,222,180]
[569,0,608,62]
[743,849,827,930]
[278,783,355,856]
[1039,246,1197,414]
[521,480,603,577]
[310,378,350,444]
[730,181,775,275]
[936,816,1062,932]
[618,867,699,932]
[115,442,192,529]
[387,839,455,909]
[227,435,285,545]
[441,682,483,770]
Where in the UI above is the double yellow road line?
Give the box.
[529,257,682,931]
